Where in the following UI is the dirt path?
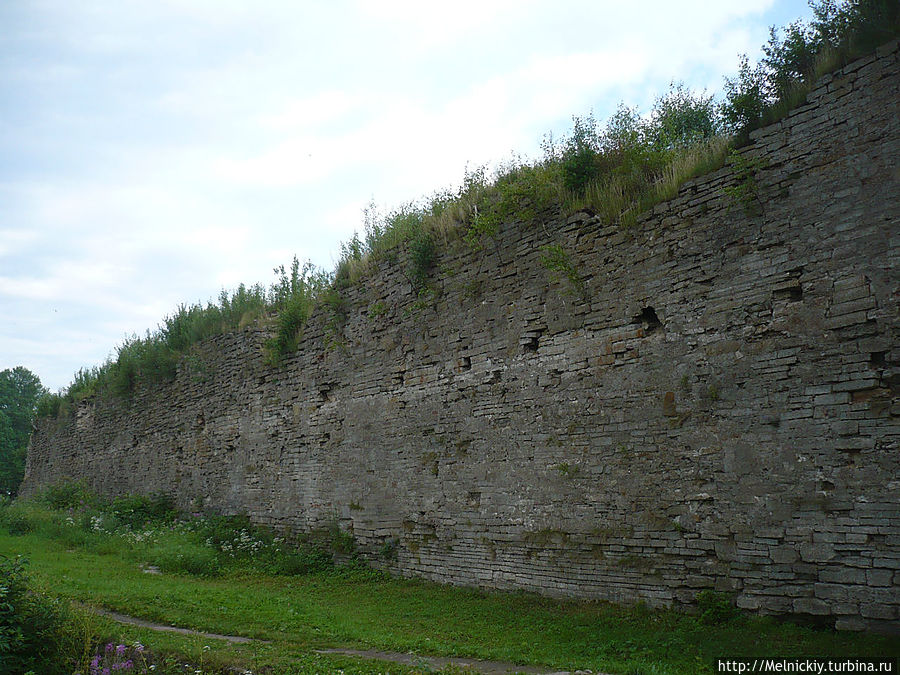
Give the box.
[89,607,255,643]
[92,607,588,674]
[316,647,579,674]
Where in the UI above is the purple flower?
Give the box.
[106,643,114,652]
[92,656,101,667]
[116,644,127,656]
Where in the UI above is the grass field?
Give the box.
[1,498,897,675]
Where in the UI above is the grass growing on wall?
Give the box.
[38,0,900,415]
[2,495,898,674]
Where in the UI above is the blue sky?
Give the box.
[1,0,814,392]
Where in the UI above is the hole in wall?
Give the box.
[870,351,886,367]
[773,285,803,301]
[520,328,543,353]
[632,306,661,333]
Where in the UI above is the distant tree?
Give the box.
[0,366,46,496]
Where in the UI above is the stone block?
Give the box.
[818,567,866,584]
[794,597,832,615]
[800,543,836,563]
[866,569,895,586]
[835,616,867,631]
[860,604,897,620]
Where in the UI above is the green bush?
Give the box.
[648,83,719,151]
[0,556,82,675]
[696,590,740,625]
[481,161,561,232]
[44,480,97,510]
[0,500,62,540]
[109,334,179,396]
[3,511,33,536]
[109,493,177,528]
[151,542,222,577]
[559,113,605,195]
[35,392,62,418]
[256,547,332,576]
[721,55,768,136]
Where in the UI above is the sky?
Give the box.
[1,0,814,392]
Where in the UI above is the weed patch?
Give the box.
[540,244,587,299]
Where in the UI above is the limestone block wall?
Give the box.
[23,42,900,632]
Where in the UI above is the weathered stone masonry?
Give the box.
[24,43,900,632]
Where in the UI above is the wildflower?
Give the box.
[116,644,127,656]
[106,643,114,652]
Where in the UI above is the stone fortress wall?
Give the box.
[24,42,900,632]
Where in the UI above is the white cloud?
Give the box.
[353,0,522,47]
[260,91,363,132]
[0,228,38,257]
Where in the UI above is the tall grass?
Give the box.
[1,485,340,580]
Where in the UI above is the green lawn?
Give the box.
[2,507,897,675]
